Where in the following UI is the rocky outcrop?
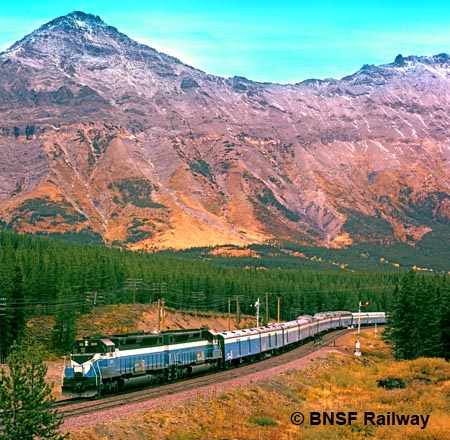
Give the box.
[0,12,449,250]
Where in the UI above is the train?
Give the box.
[62,310,386,398]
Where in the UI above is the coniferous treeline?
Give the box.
[0,230,401,356]
[385,270,450,360]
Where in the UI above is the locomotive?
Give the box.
[62,310,386,398]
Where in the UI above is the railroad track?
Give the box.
[58,328,351,420]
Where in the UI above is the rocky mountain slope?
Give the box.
[0,11,449,250]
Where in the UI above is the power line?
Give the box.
[0,283,390,317]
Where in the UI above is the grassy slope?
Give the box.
[68,330,450,440]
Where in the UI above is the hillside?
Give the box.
[66,330,450,439]
[0,12,449,254]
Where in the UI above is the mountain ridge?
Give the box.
[0,12,449,255]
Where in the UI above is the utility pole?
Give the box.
[0,297,6,363]
[236,295,240,327]
[152,282,167,304]
[89,291,98,336]
[277,297,280,323]
[87,291,105,335]
[265,292,269,324]
[228,297,231,331]
[157,298,161,333]
[153,283,160,304]
[0,298,5,316]
[126,278,143,304]
[161,297,165,331]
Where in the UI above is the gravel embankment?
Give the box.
[62,344,347,431]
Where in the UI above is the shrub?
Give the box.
[377,377,406,389]
[249,416,278,427]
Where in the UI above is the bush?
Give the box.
[377,376,406,389]
[249,416,278,427]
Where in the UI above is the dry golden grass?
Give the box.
[208,246,260,258]
[67,329,450,439]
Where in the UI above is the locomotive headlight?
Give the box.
[74,366,83,374]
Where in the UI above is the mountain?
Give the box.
[0,11,449,254]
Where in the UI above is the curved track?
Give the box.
[58,328,350,420]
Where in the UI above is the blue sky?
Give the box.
[1,1,450,83]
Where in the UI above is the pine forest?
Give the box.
[0,230,448,360]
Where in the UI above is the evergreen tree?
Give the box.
[387,271,449,360]
[0,340,67,440]
[439,279,450,360]
[52,289,78,353]
[0,261,25,360]
[0,230,402,323]
[421,278,443,358]
[9,265,26,346]
[387,270,419,359]
[409,274,426,359]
